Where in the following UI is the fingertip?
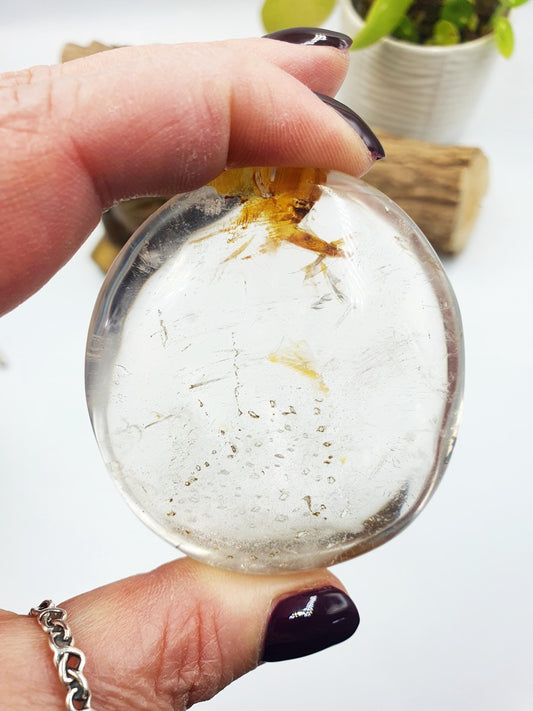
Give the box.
[262,585,360,662]
[149,558,360,668]
[262,27,353,51]
[314,93,385,162]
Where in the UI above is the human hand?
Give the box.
[0,28,382,710]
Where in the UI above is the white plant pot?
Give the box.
[338,0,498,143]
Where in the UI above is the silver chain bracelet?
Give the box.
[29,600,93,710]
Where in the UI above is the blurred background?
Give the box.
[1,1,532,710]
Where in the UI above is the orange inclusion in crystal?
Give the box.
[268,342,329,394]
[209,167,345,259]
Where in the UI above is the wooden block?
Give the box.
[366,131,489,254]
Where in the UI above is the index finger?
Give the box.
[0,38,382,315]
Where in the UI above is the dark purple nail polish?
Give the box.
[315,93,385,161]
[262,587,360,662]
[264,27,352,50]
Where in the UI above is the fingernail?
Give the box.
[262,586,360,662]
[264,27,352,50]
[315,93,385,161]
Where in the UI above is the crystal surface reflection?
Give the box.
[85,167,464,573]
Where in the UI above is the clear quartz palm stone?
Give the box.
[86,167,464,573]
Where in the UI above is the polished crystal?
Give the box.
[86,167,464,573]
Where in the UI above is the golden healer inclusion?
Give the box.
[85,167,464,573]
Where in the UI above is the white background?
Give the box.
[1,1,532,710]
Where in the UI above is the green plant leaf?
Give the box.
[352,0,415,49]
[500,0,529,7]
[430,19,460,44]
[392,15,419,42]
[467,11,479,33]
[493,15,514,57]
[441,0,475,30]
[261,0,336,33]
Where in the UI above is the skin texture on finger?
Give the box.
[0,558,347,711]
[0,39,377,315]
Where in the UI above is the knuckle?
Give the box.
[91,564,231,711]
[151,567,229,710]
[172,606,227,709]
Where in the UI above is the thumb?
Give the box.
[1,557,359,710]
